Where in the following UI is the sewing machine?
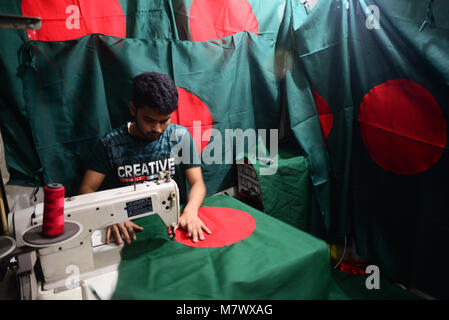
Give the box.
[2,171,180,299]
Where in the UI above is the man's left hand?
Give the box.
[175,209,211,242]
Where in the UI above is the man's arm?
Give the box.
[176,166,211,242]
[78,169,106,194]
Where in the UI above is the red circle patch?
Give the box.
[22,0,126,41]
[189,0,259,41]
[172,88,213,154]
[358,79,446,174]
[312,90,333,145]
[175,206,256,247]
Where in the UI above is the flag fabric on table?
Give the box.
[112,194,332,300]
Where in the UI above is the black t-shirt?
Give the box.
[88,123,201,204]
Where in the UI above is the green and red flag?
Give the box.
[276,0,353,240]
[19,30,281,196]
[112,194,332,299]
[1,0,288,194]
[0,0,181,187]
[349,0,449,299]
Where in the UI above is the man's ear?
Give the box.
[130,101,136,117]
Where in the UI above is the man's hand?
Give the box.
[177,166,209,242]
[106,221,144,245]
[175,209,211,242]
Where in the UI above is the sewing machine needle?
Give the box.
[88,284,102,300]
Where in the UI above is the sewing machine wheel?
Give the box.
[22,221,82,248]
[0,236,16,259]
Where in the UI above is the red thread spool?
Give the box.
[42,183,65,237]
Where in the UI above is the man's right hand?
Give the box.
[106,221,144,245]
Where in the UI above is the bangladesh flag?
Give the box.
[0,0,182,186]
[19,30,281,196]
[276,0,353,240]
[349,0,449,299]
[2,0,290,193]
[112,194,332,299]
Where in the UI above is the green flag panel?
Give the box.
[112,194,332,299]
[21,32,281,196]
[291,0,353,240]
[0,1,42,186]
[276,0,351,239]
[0,0,182,185]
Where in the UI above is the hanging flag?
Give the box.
[0,1,42,187]
[277,0,353,240]
[20,31,281,196]
[349,0,449,299]
[0,0,182,186]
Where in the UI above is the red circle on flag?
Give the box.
[175,206,256,247]
[171,88,213,154]
[189,0,259,41]
[21,0,126,41]
[359,79,446,174]
[312,90,333,145]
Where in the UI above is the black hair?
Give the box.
[132,72,178,114]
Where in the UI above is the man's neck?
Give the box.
[127,122,143,139]
[128,121,167,141]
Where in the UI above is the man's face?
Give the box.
[130,103,172,141]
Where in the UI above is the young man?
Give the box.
[79,72,211,245]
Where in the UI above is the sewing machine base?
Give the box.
[17,242,121,300]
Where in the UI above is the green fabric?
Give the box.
[244,137,311,231]
[118,0,179,40]
[20,36,112,195]
[277,0,351,240]
[112,194,332,299]
[276,0,449,298]
[294,0,353,241]
[348,0,449,299]
[0,0,42,186]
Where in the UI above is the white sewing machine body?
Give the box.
[7,177,180,299]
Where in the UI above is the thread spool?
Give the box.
[42,183,65,237]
